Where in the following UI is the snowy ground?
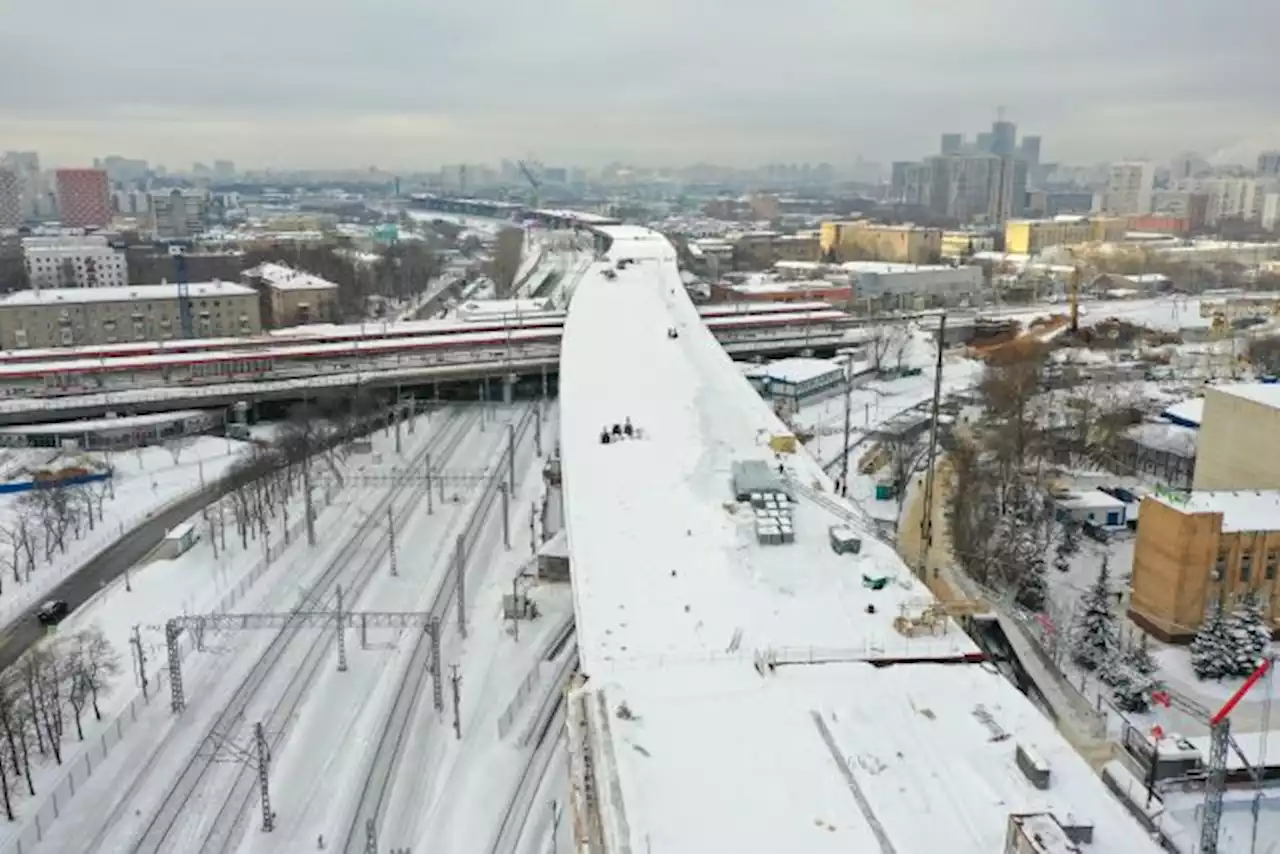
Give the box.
[0,435,253,631]
[14,405,547,853]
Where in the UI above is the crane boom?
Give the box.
[517,160,541,210]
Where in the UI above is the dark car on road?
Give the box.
[36,600,69,625]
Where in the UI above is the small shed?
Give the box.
[537,530,570,581]
[158,522,198,559]
[731,460,788,502]
[1054,490,1127,528]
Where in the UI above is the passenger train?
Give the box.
[0,306,853,397]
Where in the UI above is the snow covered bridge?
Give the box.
[556,223,1162,854]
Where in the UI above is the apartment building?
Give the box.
[0,281,261,348]
[150,188,210,238]
[819,221,942,264]
[1101,162,1155,216]
[242,262,339,328]
[1259,151,1280,176]
[1129,491,1280,642]
[0,169,20,229]
[940,231,995,259]
[922,154,1020,223]
[1003,216,1128,254]
[22,235,128,288]
[54,168,111,228]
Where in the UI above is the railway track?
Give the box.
[338,404,540,853]
[183,408,490,854]
[487,640,579,854]
[80,407,478,854]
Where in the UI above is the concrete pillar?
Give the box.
[503,373,516,405]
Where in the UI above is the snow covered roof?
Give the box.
[1160,397,1204,428]
[1212,382,1280,414]
[0,409,209,436]
[1056,490,1126,511]
[243,261,337,291]
[1151,489,1280,533]
[0,281,254,306]
[841,261,964,274]
[742,356,842,386]
[1125,422,1197,457]
[582,661,1162,854]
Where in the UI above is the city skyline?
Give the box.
[3,0,1278,170]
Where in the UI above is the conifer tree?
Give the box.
[1071,558,1117,671]
[1225,593,1271,678]
[1190,598,1232,680]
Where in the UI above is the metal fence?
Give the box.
[496,663,544,740]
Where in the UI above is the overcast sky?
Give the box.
[3,0,1278,170]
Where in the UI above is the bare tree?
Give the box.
[166,434,197,466]
[73,629,119,722]
[883,433,928,510]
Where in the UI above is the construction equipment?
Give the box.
[1197,657,1273,854]
[892,599,986,638]
[518,160,542,210]
[169,244,193,339]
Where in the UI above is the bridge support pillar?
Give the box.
[503,373,516,405]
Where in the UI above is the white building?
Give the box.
[1263,193,1280,232]
[1102,161,1155,216]
[22,235,128,289]
[843,261,984,303]
[1183,177,1276,225]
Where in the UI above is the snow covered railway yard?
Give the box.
[557,226,1166,854]
[13,401,564,854]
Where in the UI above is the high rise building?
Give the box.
[55,168,111,228]
[0,169,21,229]
[975,132,995,154]
[149,188,209,238]
[940,134,964,155]
[1259,151,1280,176]
[212,160,236,182]
[2,151,43,219]
[990,120,1017,157]
[1019,136,1042,169]
[924,153,1010,222]
[96,156,149,185]
[1102,161,1155,216]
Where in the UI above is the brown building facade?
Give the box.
[1193,385,1280,491]
[1129,492,1280,642]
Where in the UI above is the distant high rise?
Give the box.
[1102,161,1156,216]
[1019,135,1042,169]
[0,169,21,228]
[1259,151,1280,176]
[940,134,964,155]
[2,151,43,219]
[149,188,209,238]
[213,160,236,182]
[975,132,995,154]
[55,168,111,228]
[990,120,1017,157]
[96,156,149,185]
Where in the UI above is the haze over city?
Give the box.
[3,0,1279,168]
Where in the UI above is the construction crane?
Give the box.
[1148,657,1273,854]
[169,244,193,338]
[518,160,541,210]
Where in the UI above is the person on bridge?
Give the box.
[623,417,634,438]
[600,427,612,445]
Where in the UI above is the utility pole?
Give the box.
[500,482,510,550]
[529,503,537,554]
[429,618,443,712]
[507,423,517,493]
[839,359,854,497]
[255,722,274,831]
[450,664,463,739]
[425,453,433,515]
[454,533,467,639]
[394,401,403,455]
[387,507,398,576]
[917,314,947,582]
[535,402,543,457]
[131,624,148,700]
[336,585,348,672]
[511,576,521,641]
[303,454,317,547]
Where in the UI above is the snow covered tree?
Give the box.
[1015,549,1048,611]
[1052,536,1072,573]
[1225,594,1271,678]
[1123,631,1158,676]
[1190,598,1233,680]
[1071,558,1117,671]
[1112,670,1156,713]
[1059,521,1080,558]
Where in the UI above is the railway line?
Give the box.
[339,403,541,853]
[487,638,579,854]
[78,406,481,854]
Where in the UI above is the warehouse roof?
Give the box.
[0,281,256,307]
[243,262,338,292]
[743,356,842,386]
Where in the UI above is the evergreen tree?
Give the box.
[1059,521,1080,557]
[1225,594,1271,678]
[1112,670,1156,713]
[1052,537,1071,573]
[1123,631,1158,676]
[1015,552,1048,611]
[1071,558,1117,671]
[1190,598,1233,680]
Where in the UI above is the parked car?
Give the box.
[1082,522,1113,545]
[36,600,69,625]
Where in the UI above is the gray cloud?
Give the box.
[2,0,1277,168]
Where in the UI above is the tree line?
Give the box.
[0,475,116,600]
[0,629,119,820]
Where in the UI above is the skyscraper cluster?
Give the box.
[889,115,1040,224]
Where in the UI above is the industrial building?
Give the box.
[1130,490,1280,642]
[1003,216,1127,255]
[241,262,339,328]
[743,357,852,409]
[819,221,942,264]
[843,261,984,310]
[23,234,129,289]
[1192,384,1280,491]
[0,281,261,349]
